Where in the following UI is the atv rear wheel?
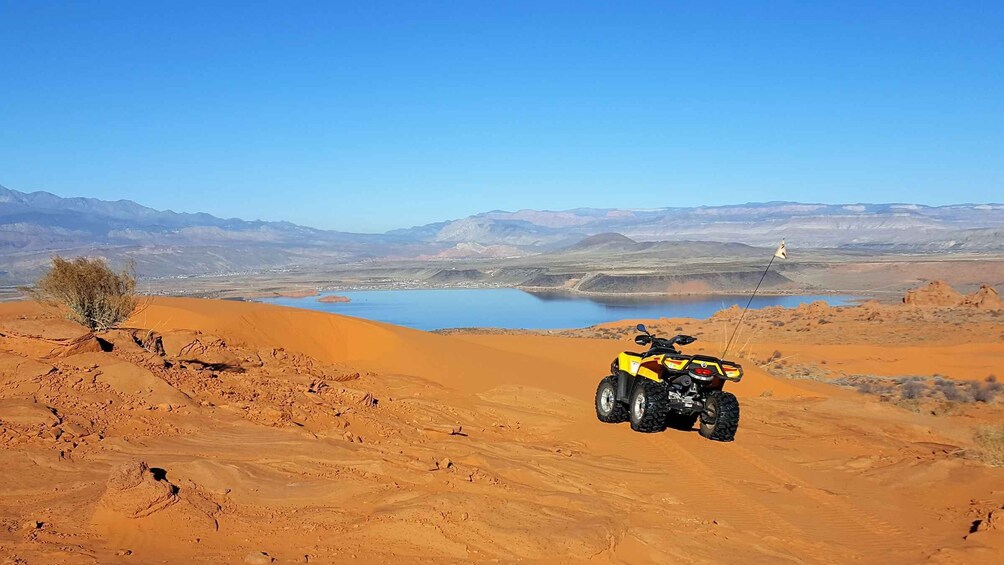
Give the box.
[629,379,670,433]
[595,376,628,423]
[665,411,699,431]
[699,390,740,441]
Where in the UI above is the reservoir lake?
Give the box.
[262,288,859,331]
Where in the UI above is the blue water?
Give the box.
[262,289,858,331]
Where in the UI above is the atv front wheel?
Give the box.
[595,376,628,423]
[629,380,670,433]
[699,390,740,441]
[665,411,699,431]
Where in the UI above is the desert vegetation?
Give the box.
[766,359,1002,409]
[25,256,138,331]
[832,374,1002,404]
[974,424,1004,467]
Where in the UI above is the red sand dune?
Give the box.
[1,295,1002,564]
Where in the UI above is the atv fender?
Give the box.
[616,371,632,402]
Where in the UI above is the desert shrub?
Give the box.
[901,379,925,400]
[968,379,1001,403]
[973,386,997,403]
[27,256,137,331]
[831,374,1001,408]
[974,425,1004,467]
[936,381,962,401]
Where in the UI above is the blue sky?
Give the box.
[1,1,1002,232]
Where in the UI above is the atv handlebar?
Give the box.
[634,332,698,355]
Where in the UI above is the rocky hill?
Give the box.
[0,185,409,283]
[3,183,1003,284]
[397,203,1004,250]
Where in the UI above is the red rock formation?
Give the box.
[959,284,1003,309]
[902,281,963,307]
[902,281,1002,309]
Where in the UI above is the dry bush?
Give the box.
[974,425,1004,467]
[27,256,137,331]
[901,379,925,400]
[829,374,1000,407]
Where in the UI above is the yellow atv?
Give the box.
[595,324,743,441]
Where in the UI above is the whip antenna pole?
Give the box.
[721,240,786,359]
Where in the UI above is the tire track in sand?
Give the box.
[725,442,920,552]
[669,433,921,558]
[633,432,803,536]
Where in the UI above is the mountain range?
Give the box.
[2,184,1003,283]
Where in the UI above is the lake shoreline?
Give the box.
[236,282,880,300]
[517,285,875,299]
[260,288,863,332]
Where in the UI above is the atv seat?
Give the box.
[643,346,677,357]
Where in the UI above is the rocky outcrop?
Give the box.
[902,281,963,307]
[98,461,179,519]
[903,281,1002,309]
[958,284,1003,309]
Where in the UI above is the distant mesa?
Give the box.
[902,281,1002,309]
[580,270,792,295]
[318,295,351,304]
[427,268,486,283]
[422,242,526,259]
[565,232,637,251]
[554,234,765,261]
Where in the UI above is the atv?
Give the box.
[594,324,742,441]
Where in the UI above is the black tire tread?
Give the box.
[699,390,740,441]
[595,375,629,423]
[629,379,670,433]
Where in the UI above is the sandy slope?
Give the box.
[1,297,1003,564]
